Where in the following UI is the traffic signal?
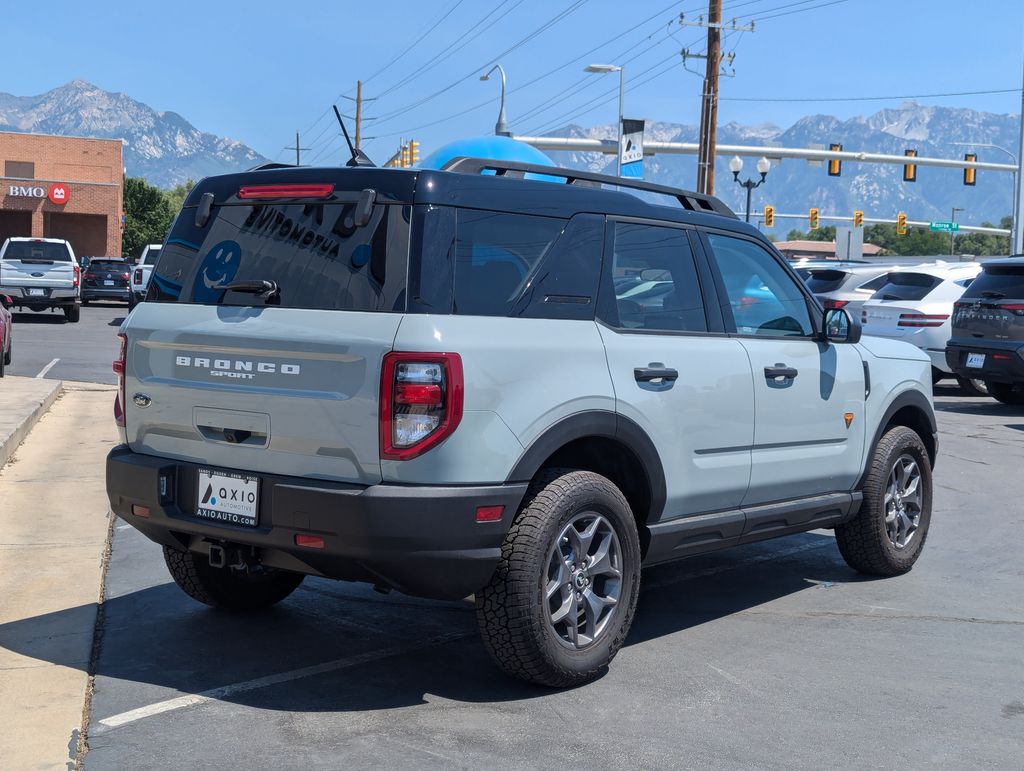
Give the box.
[853,210,864,228]
[963,153,977,186]
[764,205,775,228]
[897,212,907,235]
[809,207,819,230]
[903,149,917,182]
[828,143,842,176]
[400,143,410,168]
[409,140,421,166]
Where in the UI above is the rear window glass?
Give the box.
[804,269,848,294]
[857,274,888,292]
[90,261,126,270]
[143,247,162,265]
[453,210,565,316]
[962,266,1024,299]
[2,241,72,262]
[149,202,410,312]
[871,272,942,302]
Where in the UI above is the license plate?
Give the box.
[966,352,985,369]
[104,280,114,286]
[29,288,44,296]
[195,469,259,527]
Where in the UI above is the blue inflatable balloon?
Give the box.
[420,136,560,181]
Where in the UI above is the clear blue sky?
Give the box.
[5,0,1023,164]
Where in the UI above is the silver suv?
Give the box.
[106,159,938,687]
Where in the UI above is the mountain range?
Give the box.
[0,81,1018,228]
[0,80,267,187]
[544,103,1020,228]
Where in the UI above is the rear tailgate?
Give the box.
[1,241,76,289]
[122,174,412,486]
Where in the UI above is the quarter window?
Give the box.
[611,223,707,332]
[706,234,814,337]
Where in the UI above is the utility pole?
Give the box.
[681,4,752,195]
[1014,50,1024,254]
[284,131,310,165]
[341,81,376,151]
[951,207,965,258]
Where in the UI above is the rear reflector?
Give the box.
[238,183,335,200]
[113,333,127,428]
[475,505,504,523]
[994,354,1011,360]
[395,383,443,406]
[131,504,150,518]
[898,313,949,328]
[295,534,325,549]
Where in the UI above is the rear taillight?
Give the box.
[380,352,463,460]
[898,313,949,328]
[73,264,80,288]
[133,268,143,285]
[121,272,130,281]
[823,299,849,310]
[1001,303,1024,316]
[238,183,335,200]
[113,333,126,428]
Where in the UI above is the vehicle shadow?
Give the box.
[0,531,858,715]
[10,312,67,325]
[107,317,126,327]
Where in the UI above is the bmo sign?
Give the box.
[7,183,70,205]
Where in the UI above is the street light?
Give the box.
[584,63,624,176]
[480,65,510,137]
[730,155,771,223]
[951,206,965,259]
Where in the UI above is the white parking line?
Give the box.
[35,358,60,378]
[93,631,469,733]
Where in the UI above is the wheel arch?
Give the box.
[861,389,938,487]
[506,411,667,552]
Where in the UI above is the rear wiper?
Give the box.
[224,279,280,303]
[980,290,1006,298]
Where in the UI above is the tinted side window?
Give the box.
[453,210,564,316]
[857,274,888,292]
[706,234,813,337]
[805,269,849,294]
[611,223,706,332]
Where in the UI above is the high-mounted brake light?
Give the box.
[113,333,127,428]
[237,183,335,200]
[380,352,463,461]
[898,313,949,328]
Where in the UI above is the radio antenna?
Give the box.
[333,105,374,167]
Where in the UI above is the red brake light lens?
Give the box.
[113,333,127,427]
[238,183,335,200]
[475,505,505,523]
[1001,303,1024,316]
[823,299,849,310]
[898,313,949,328]
[295,534,325,549]
[73,264,80,288]
[380,352,463,461]
[134,268,143,284]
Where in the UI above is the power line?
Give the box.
[721,87,1022,102]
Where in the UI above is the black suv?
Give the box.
[947,257,1024,405]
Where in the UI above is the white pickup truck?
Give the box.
[129,243,162,309]
[0,237,81,322]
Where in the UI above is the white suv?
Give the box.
[860,262,981,385]
[105,159,939,687]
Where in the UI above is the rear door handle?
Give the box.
[764,364,798,380]
[634,367,679,382]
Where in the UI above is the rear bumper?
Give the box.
[105,445,527,600]
[946,342,1024,384]
[0,285,78,307]
[83,286,130,300]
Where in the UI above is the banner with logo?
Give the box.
[620,119,645,179]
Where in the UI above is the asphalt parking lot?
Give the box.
[5,301,123,383]
[1,385,1019,768]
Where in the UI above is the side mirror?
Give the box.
[824,307,861,344]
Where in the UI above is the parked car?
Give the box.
[82,258,132,304]
[129,244,162,309]
[0,296,12,377]
[946,257,1024,404]
[0,237,81,322]
[802,263,897,315]
[860,262,981,386]
[106,159,937,687]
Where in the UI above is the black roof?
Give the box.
[981,257,1024,269]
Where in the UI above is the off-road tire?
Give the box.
[986,381,1024,405]
[163,546,304,611]
[835,426,932,576]
[64,305,80,323]
[475,469,641,688]
[956,375,987,396]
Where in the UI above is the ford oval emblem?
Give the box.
[31,272,44,277]
[132,393,152,408]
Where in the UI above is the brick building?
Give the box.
[0,132,123,257]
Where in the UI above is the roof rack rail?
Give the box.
[441,156,736,218]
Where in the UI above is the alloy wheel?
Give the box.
[884,454,922,549]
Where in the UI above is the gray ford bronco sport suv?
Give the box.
[106,158,938,687]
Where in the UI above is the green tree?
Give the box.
[165,179,196,214]
[122,177,173,259]
[785,226,835,242]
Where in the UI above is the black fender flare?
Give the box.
[505,410,667,523]
[859,388,938,487]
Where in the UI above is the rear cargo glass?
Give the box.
[2,241,72,262]
[90,261,127,271]
[961,266,1024,299]
[149,202,410,312]
[804,269,848,293]
[871,272,942,302]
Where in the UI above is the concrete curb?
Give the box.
[0,379,63,470]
